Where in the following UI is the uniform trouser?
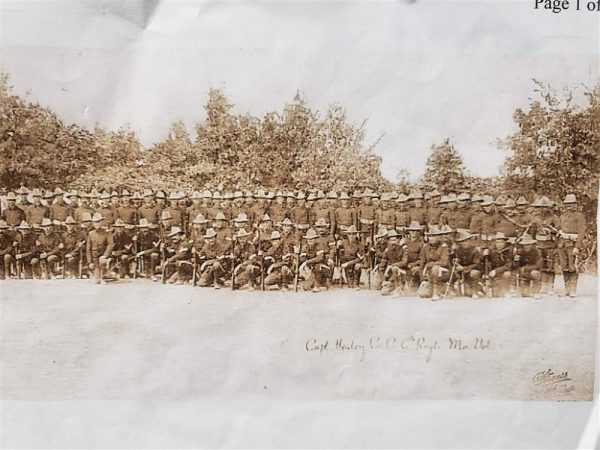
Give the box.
[558,240,578,295]
[304,263,332,289]
[140,252,159,278]
[113,255,132,277]
[31,254,60,278]
[169,260,193,282]
[341,258,363,287]
[63,253,80,277]
[489,270,512,297]
[539,246,557,292]
[199,261,225,287]
[234,261,261,287]
[91,257,110,281]
[264,263,293,287]
[519,268,541,296]
[428,265,451,296]
[452,269,481,296]
[1,254,12,278]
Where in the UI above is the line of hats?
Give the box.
[6,188,579,205]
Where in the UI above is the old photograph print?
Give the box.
[0,0,598,402]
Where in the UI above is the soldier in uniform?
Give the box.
[371,228,388,290]
[290,192,311,235]
[14,221,37,278]
[73,193,95,224]
[231,227,262,290]
[48,189,71,224]
[197,228,229,288]
[338,225,366,290]
[133,218,160,280]
[394,194,410,237]
[2,192,26,228]
[380,229,405,296]
[86,213,114,284]
[376,193,396,232]
[358,190,377,238]
[514,234,543,298]
[425,190,443,229]
[531,196,560,294]
[26,189,50,227]
[422,225,452,300]
[165,192,186,230]
[0,220,13,279]
[32,218,64,279]
[301,227,335,293]
[334,192,356,235]
[264,229,296,291]
[486,232,513,297]
[138,190,159,225]
[116,190,138,227]
[96,192,116,225]
[396,220,425,290]
[408,191,426,226]
[557,194,586,298]
[269,191,288,226]
[163,226,192,284]
[61,216,85,278]
[452,230,483,298]
[110,219,134,278]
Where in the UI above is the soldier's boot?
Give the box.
[353,269,361,291]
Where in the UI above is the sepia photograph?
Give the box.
[0,0,598,448]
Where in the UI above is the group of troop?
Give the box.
[0,186,588,299]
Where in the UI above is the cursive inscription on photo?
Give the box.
[305,336,492,363]
[531,369,576,394]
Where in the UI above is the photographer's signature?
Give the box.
[532,369,575,393]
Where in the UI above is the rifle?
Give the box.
[192,250,198,287]
[14,241,21,279]
[231,235,237,290]
[293,246,300,292]
[483,251,492,297]
[78,245,83,279]
[161,243,167,284]
[443,257,458,298]
[61,253,65,279]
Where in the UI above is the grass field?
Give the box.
[0,275,596,401]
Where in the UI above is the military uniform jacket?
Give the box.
[112,232,133,255]
[394,210,410,230]
[16,232,37,255]
[383,242,403,264]
[137,230,160,252]
[166,239,190,262]
[559,211,586,247]
[488,248,512,274]
[290,206,311,227]
[1,206,25,227]
[138,206,159,224]
[0,232,13,256]
[423,242,450,268]
[26,205,50,225]
[454,246,482,271]
[269,204,288,225]
[376,208,395,227]
[36,231,63,256]
[74,206,95,223]
[49,203,73,222]
[165,207,186,229]
[199,241,220,260]
[496,215,519,238]
[425,206,443,226]
[86,229,114,262]
[401,238,424,268]
[335,208,356,229]
[339,239,364,263]
[96,207,116,225]
[116,205,138,225]
[233,241,257,263]
[518,247,542,272]
[408,207,426,225]
[358,205,376,225]
[61,230,85,254]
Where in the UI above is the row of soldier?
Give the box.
[0,187,586,298]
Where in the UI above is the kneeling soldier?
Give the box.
[452,230,483,298]
[163,226,192,284]
[86,213,114,284]
[232,227,261,290]
[33,218,64,279]
[61,216,85,278]
[133,218,160,280]
[515,234,542,298]
[487,232,513,297]
[197,228,229,288]
[111,219,134,278]
[339,225,366,290]
[0,220,13,279]
[14,221,36,278]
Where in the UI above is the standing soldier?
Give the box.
[532,196,560,294]
[425,190,443,229]
[96,192,116,225]
[86,213,114,284]
[16,186,30,213]
[26,189,50,227]
[49,189,72,223]
[33,218,64,279]
[358,189,377,238]
[155,190,167,215]
[334,192,356,234]
[2,192,26,228]
[376,193,396,232]
[187,191,204,231]
[116,190,138,227]
[455,193,473,231]
[73,192,94,224]
[166,192,186,230]
[138,190,159,225]
[270,191,288,226]
[557,194,586,298]
[290,192,311,235]
[408,191,426,227]
[394,194,411,237]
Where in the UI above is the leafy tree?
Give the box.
[421,138,467,193]
[503,80,599,214]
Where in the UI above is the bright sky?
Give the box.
[1,1,598,181]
